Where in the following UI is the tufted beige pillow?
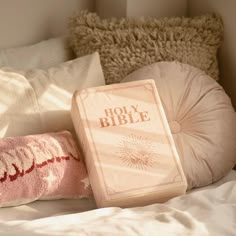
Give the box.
[122,62,236,190]
[69,11,223,84]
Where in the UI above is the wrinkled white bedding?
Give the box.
[0,170,236,236]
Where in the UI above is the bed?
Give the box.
[0,171,235,236]
[0,1,236,236]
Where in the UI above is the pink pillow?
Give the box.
[122,62,236,190]
[0,131,92,207]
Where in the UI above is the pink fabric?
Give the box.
[0,131,92,207]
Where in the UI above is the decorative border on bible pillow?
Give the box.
[69,11,223,84]
[0,131,92,207]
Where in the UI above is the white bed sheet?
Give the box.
[0,170,236,236]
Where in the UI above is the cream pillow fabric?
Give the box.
[0,52,105,138]
[0,69,41,137]
[122,62,236,190]
[0,37,74,70]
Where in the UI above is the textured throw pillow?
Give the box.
[122,62,236,190]
[69,11,223,84]
[0,52,105,138]
[0,131,92,207]
[0,37,74,70]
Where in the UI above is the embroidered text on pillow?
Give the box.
[0,131,92,208]
[0,133,80,183]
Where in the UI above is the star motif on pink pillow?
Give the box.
[43,171,56,188]
[81,177,90,189]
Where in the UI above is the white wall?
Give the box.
[96,0,127,18]
[127,0,187,18]
[49,0,95,36]
[96,0,187,18]
[0,0,94,49]
[188,0,236,108]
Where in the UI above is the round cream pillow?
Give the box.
[122,61,236,190]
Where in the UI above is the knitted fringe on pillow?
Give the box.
[69,11,223,84]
